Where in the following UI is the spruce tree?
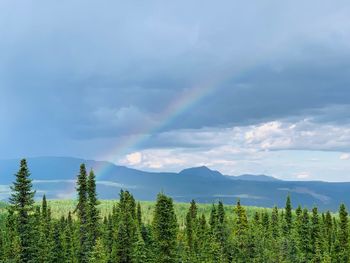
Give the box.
[324,211,333,254]
[30,206,42,262]
[52,222,64,263]
[152,193,178,263]
[136,202,142,229]
[271,206,279,239]
[132,230,148,263]
[9,159,36,263]
[38,194,54,263]
[3,208,21,261]
[209,204,218,232]
[337,204,349,262]
[233,199,249,262]
[298,208,311,262]
[284,195,292,233]
[111,190,137,263]
[87,169,100,250]
[89,237,107,263]
[185,200,198,252]
[310,207,321,259]
[75,163,89,263]
[63,211,75,263]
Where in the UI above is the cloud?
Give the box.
[124,152,143,165]
[340,153,350,160]
[296,172,311,179]
[2,1,350,144]
[2,0,350,183]
[138,119,350,153]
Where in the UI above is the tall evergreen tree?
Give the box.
[297,208,311,262]
[324,211,333,254]
[233,199,249,262]
[284,195,292,234]
[38,194,54,263]
[136,202,142,229]
[185,200,198,252]
[111,190,137,263]
[52,222,64,263]
[87,169,100,250]
[75,163,89,263]
[310,207,321,259]
[152,193,178,263]
[9,159,36,263]
[89,237,108,263]
[337,204,349,262]
[63,211,75,263]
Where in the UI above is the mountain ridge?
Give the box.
[1,156,350,211]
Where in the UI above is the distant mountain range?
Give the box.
[0,156,349,211]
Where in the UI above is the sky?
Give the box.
[1,0,350,181]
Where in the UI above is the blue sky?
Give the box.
[1,1,350,181]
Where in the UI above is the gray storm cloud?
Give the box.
[1,0,350,160]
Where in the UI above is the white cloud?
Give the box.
[113,119,350,181]
[124,152,143,165]
[340,153,350,160]
[296,172,311,179]
[144,119,350,153]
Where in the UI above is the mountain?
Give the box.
[1,156,350,211]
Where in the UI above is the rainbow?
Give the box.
[62,66,243,198]
[93,72,229,179]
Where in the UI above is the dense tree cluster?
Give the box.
[1,159,350,262]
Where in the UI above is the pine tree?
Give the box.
[297,208,311,262]
[337,204,349,262]
[87,169,100,250]
[9,159,36,263]
[185,200,198,252]
[209,204,217,232]
[3,208,21,261]
[63,211,75,263]
[132,230,148,263]
[29,206,42,262]
[111,190,137,263]
[284,195,292,234]
[271,206,279,239]
[152,193,178,263]
[37,194,54,263]
[52,222,64,263]
[75,163,89,263]
[233,199,249,262]
[324,211,333,254]
[310,207,321,259]
[136,202,142,229]
[89,237,107,263]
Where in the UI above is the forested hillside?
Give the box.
[0,159,349,262]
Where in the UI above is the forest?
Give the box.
[0,159,349,263]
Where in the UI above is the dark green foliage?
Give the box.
[337,204,349,262]
[137,202,142,229]
[52,222,65,263]
[284,194,292,234]
[111,190,137,263]
[75,163,89,263]
[9,159,36,263]
[185,199,197,251]
[233,199,249,262]
[87,169,100,250]
[153,193,178,263]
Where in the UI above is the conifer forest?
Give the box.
[0,159,349,263]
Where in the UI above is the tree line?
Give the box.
[0,159,349,262]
